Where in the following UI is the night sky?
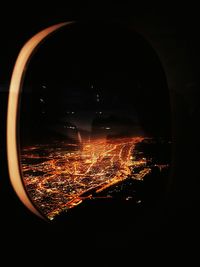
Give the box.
[20,21,171,145]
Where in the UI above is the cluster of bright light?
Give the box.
[21,137,151,220]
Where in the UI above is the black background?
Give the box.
[0,3,200,265]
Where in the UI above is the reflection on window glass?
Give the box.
[19,22,172,220]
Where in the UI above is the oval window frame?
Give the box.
[7,22,74,219]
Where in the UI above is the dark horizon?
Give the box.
[19,21,171,146]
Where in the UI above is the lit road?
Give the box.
[21,137,151,219]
